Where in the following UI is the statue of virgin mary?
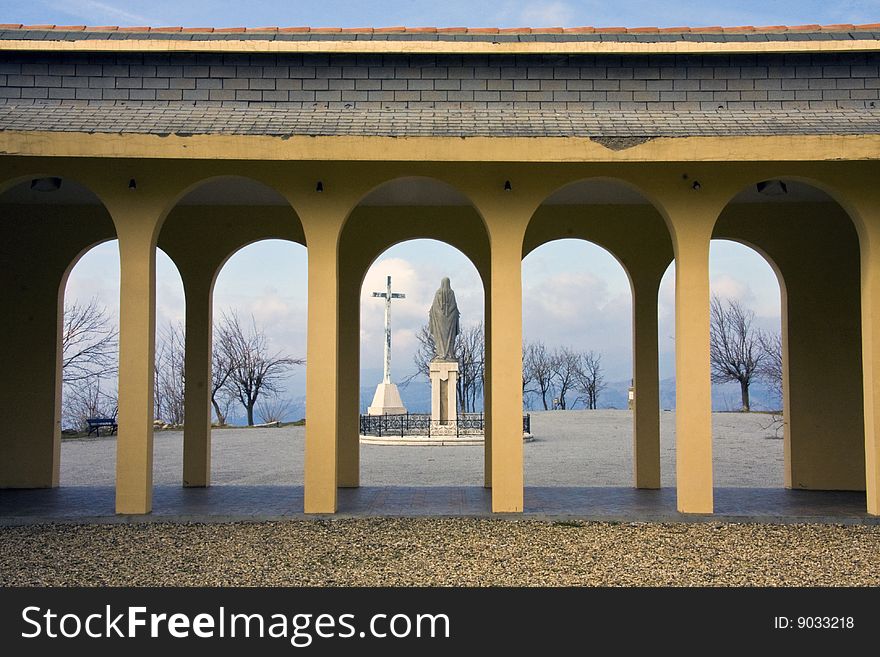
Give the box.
[428,277,460,361]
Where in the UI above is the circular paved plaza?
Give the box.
[59,410,784,488]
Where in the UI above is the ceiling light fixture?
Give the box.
[30,177,62,192]
[756,180,788,196]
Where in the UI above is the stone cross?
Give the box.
[372,275,405,384]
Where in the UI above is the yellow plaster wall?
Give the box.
[0,204,115,487]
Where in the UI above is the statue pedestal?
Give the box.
[430,359,459,426]
[367,382,407,416]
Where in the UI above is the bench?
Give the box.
[86,417,117,437]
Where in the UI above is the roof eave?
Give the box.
[2,37,880,56]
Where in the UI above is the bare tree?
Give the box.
[522,341,535,408]
[759,330,783,405]
[550,346,580,410]
[62,377,117,432]
[406,322,485,412]
[217,311,303,426]
[574,350,606,410]
[61,298,119,431]
[408,324,435,382]
[211,328,237,426]
[154,321,186,425]
[758,329,785,436]
[256,394,294,424]
[709,295,764,412]
[456,322,484,412]
[523,341,554,410]
[62,298,118,384]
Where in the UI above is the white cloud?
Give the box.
[522,267,633,380]
[710,273,753,304]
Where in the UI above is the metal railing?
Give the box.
[359,412,531,437]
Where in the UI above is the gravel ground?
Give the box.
[1,519,877,586]
[5,412,839,587]
[59,410,783,488]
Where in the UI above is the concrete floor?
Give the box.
[2,410,870,523]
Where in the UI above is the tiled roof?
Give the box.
[0,24,879,43]
[0,104,877,137]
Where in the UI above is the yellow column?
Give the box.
[487,223,526,512]
[665,194,718,514]
[112,207,160,515]
[859,205,880,515]
[303,219,342,513]
[181,270,213,487]
[483,294,493,488]
[632,275,661,489]
[336,271,360,488]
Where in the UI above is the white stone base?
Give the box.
[430,359,459,425]
[367,382,407,416]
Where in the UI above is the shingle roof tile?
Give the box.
[0,103,876,137]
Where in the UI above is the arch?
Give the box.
[520,178,675,497]
[358,238,487,485]
[156,173,307,241]
[525,175,678,257]
[711,173,863,240]
[523,177,675,281]
[153,176,309,490]
[340,175,490,241]
[335,177,493,496]
[159,175,307,284]
[530,176,672,220]
[712,177,865,493]
[0,176,118,490]
[339,177,494,293]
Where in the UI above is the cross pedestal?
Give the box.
[367,383,407,416]
[430,359,459,426]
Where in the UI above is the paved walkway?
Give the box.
[0,485,873,525]
[2,411,872,524]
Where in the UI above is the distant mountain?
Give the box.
[523,376,781,412]
[657,377,781,412]
[219,371,782,425]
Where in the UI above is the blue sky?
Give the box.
[23,0,840,411]
[2,1,879,29]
